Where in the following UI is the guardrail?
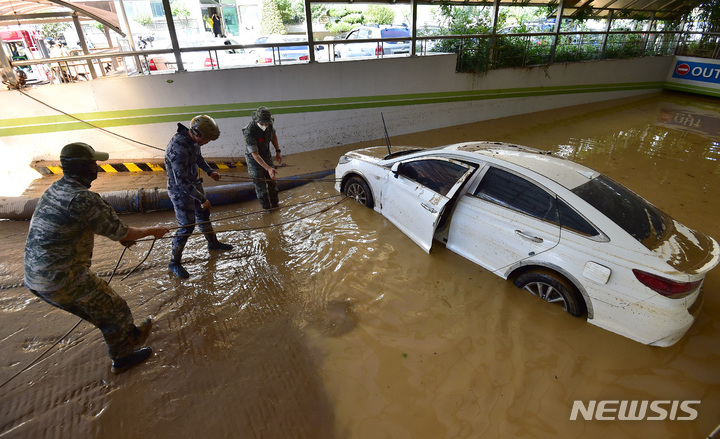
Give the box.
[7,29,720,84]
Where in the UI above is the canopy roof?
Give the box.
[0,0,123,35]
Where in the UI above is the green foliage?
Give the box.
[277,0,300,24]
[310,4,328,22]
[327,6,361,18]
[134,15,152,26]
[171,2,191,19]
[364,5,395,25]
[325,22,355,33]
[342,13,363,25]
[40,23,69,40]
[260,0,287,35]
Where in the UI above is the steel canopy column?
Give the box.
[549,1,564,64]
[304,0,315,62]
[600,10,612,60]
[0,33,16,86]
[161,0,184,71]
[115,0,143,72]
[410,0,417,56]
[72,12,98,79]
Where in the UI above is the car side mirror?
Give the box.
[315,45,325,51]
[391,162,402,178]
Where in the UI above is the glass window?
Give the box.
[558,199,599,236]
[398,159,468,196]
[150,1,165,18]
[572,175,670,248]
[474,167,558,222]
[381,29,411,39]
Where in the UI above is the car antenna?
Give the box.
[381,112,392,156]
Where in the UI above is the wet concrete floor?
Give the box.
[1,91,719,438]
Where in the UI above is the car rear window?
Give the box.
[572,175,671,248]
[381,29,410,39]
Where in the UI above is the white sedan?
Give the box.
[334,141,719,346]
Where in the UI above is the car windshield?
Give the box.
[572,175,672,248]
[381,29,410,39]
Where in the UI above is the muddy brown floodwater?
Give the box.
[1,91,719,439]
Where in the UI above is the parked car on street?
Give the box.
[254,35,310,64]
[147,39,248,71]
[335,141,719,346]
[333,25,411,59]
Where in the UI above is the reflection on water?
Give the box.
[1,91,719,438]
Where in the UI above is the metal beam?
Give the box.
[161,0,184,72]
[72,11,97,79]
[304,0,315,62]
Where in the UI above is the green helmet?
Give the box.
[191,115,220,140]
[60,142,109,161]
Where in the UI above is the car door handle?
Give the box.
[515,230,543,243]
[421,203,437,214]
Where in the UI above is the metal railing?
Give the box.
[7,29,720,85]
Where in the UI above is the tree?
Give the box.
[260,0,287,35]
[364,5,395,25]
[40,23,70,40]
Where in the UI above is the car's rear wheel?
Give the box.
[344,176,374,208]
[514,269,585,317]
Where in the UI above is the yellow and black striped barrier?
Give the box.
[36,161,245,175]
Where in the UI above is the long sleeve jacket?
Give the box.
[165,123,214,203]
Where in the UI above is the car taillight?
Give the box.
[299,55,308,60]
[149,59,157,71]
[258,57,273,64]
[204,57,217,67]
[632,269,702,299]
[375,45,384,56]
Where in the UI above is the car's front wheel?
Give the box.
[344,176,374,208]
[514,269,586,317]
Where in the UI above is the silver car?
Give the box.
[334,26,411,59]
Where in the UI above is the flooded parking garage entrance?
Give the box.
[1,91,719,438]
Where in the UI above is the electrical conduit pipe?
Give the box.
[0,170,334,220]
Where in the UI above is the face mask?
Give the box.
[61,159,99,188]
[257,123,269,131]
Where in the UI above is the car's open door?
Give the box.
[380,157,474,253]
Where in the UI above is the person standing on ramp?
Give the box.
[166,115,233,279]
[242,107,283,210]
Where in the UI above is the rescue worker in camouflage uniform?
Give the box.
[166,115,233,279]
[242,106,283,210]
[24,142,170,374]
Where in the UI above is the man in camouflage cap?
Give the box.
[24,142,169,374]
[242,106,283,210]
[165,114,233,279]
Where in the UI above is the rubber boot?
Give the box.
[133,318,152,347]
[168,244,190,278]
[111,347,153,374]
[207,233,233,251]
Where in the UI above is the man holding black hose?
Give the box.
[242,106,283,210]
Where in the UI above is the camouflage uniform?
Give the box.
[243,121,279,209]
[165,123,217,249]
[24,175,136,360]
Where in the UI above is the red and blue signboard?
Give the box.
[671,59,720,85]
[666,56,720,97]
